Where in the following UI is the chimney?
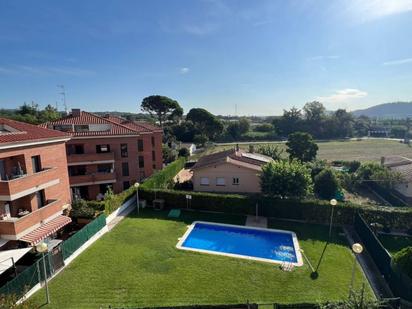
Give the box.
[381,156,385,166]
[71,109,81,117]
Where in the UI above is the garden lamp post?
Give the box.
[328,199,337,239]
[186,194,192,209]
[36,242,50,304]
[349,243,363,297]
[134,182,140,215]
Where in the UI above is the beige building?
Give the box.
[382,155,412,202]
[192,149,272,193]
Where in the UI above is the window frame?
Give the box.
[200,177,210,186]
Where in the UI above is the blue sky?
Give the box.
[1,0,412,115]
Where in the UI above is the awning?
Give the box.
[20,215,72,246]
[0,248,32,275]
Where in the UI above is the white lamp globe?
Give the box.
[330,199,337,206]
[352,243,363,254]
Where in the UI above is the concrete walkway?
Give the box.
[246,215,267,228]
[107,202,136,230]
[343,225,394,300]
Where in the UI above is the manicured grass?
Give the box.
[29,210,372,308]
[379,234,412,255]
[203,139,412,162]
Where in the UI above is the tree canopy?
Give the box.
[186,108,223,140]
[140,95,183,127]
[260,160,313,199]
[286,132,318,162]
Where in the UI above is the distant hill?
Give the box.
[353,102,412,118]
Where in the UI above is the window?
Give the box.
[96,144,110,153]
[216,177,225,186]
[200,177,209,186]
[122,162,129,176]
[151,136,155,147]
[138,156,145,168]
[31,155,42,173]
[152,150,156,161]
[97,164,112,173]
[120,144,128,157]
[232,177,240,185]
[68,165,86,176]
[137,139,144,152]
[152,164,157,170]
[139,171,145,181]
[123,181,130,190]
[36,190,46,208]
[74,125,89,132]
[67,144,84,155]
[99,184,112,194]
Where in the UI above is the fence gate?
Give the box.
[50,245,64,272]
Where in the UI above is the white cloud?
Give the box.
[347,0,412,21]
[383,58,412,66]
[179,67,190,74]
[316,88,368,105]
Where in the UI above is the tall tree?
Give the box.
[186,108,223,140]
[303,101,326,137]
[286,132,318,162]
[140,95,183,127]
[273,107,303,136]
[333,109,354,138]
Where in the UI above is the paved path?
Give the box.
[344,225,394,300]
[107,202,136,231]
[245,215,267,228]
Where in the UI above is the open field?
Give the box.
[29,210,371,308]
[199,139,412,162]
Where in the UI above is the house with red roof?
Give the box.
[191,148,272,193]
[41,109,163,200]
[0,118,72,248]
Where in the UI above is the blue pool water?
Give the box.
[180,222,299,264]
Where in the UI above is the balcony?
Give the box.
[0,168,60,201]
[0,199,64,239]
[69,172,116,186]
[67,152,115,166]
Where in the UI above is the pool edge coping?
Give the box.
[176,221,304,267]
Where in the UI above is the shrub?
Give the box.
[140,157,185,190]
[260,160,313,199]
[314,168,340,200]
[255,144,283,160]
[178,147,190,158]
[393,247,412,279]
[71,199,97,219]
[103,185,136,215]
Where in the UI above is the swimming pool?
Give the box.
[176,221,303,266]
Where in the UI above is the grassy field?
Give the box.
[29,210,372,308]
[379,234,412,255]
[200,139,412,162]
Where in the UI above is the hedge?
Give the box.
[85,186,137,216]
[139,188,412,230]
[140,157,186,190]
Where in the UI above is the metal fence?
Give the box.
[354,213,412,302]
[61,214,106,260]
[0,214,106,298]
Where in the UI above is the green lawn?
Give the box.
[203,139,412,162]
[379,234,412,255]
[29,210,372,308]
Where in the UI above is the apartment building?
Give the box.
[0,118,72,247]
[42,109,163,200]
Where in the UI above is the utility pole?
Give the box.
[57,85,67,114]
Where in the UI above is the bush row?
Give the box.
[139,188,412,230]
[140,157,186,190]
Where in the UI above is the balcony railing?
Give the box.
[67,152,115,165]
[69,172,116,186]
[0,199,63,238]
[0,168,60,201]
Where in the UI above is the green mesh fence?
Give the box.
[61,214,106,260]
[0,214,106,298]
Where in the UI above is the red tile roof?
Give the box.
[0,118,69,146]
[192,148,272,171]
[40,110,162,137]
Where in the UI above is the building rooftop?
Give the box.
[0,118,69,147]
[382,155,412,181]
[40,109,162,137]
[192,148,272,171]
